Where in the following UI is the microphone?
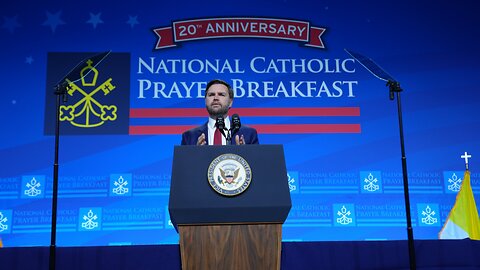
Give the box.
[215,116,225,131]
[215,116,228,141]
[231,114,241,133]
[229,114,241,145]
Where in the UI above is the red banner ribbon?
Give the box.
[153,17,326,50]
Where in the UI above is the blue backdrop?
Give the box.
[1,0,479,247]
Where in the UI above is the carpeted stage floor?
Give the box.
[2,240,480,269]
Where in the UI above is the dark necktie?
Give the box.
[214,128,222,145]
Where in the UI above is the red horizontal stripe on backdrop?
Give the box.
[129,107,360,118]
[129,124,360,135]
[130,125,197,135]
[251,124,361,134]
[234,107,360,117]
[130,108,204,118]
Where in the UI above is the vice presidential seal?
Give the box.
[207,153,252,196]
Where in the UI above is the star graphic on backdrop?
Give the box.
[42,11,65,33]
[126,15,139,29]
[86,12,104,29]
[25,56,34,64]
[2,15,21,33]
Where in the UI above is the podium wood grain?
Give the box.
[178,224,282,270]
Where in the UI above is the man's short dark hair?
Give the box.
[205,79,234,99]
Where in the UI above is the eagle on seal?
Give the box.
[219,167,240,184]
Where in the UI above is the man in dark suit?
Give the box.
[181,79,259,145]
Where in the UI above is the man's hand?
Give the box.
[197,133,206,145]
[235,134,245,145]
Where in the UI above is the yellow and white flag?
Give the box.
[439,170,480,240]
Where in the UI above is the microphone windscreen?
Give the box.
[215,116,225,130]
[232,114,241,130]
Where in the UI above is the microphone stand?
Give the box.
[227,128,240,145]
[387,80,416,270]
[225,129,232,145]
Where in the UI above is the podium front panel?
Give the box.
[169,144,291,228]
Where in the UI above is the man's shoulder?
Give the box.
[237,124,259,144]
[183,123,208,135]
[240,125,257,133]
[181,122,208,145]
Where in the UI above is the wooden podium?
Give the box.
[169,145,291,270]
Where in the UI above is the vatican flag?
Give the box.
[439,170,480,240]
[0,238,3,248]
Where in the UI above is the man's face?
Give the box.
[205,83,232,118]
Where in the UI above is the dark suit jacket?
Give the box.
[181,122,259,145]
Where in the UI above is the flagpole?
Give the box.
[461,152,471,171]
[388,81,416,270]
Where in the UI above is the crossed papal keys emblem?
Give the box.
[59,59,117,128]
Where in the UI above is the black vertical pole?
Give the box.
[389,81,416,270]
[49,88,62,270]
[47,52,109,270]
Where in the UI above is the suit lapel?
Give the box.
[201,122,209,144]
